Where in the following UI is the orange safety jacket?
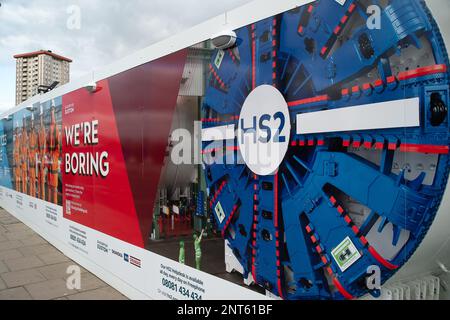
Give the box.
[38,118,46,168]
[29,129,38,170]
[20,128,28,173]
[47,113,60,188]
[13,133,21,182]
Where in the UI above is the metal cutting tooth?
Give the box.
[392,225,402,247]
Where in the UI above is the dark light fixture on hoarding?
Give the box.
[37,81,59,94]
[84,81,101,93]
[211,30,237,50]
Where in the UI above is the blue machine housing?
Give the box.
[202,0,450,300]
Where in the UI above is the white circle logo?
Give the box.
[238,85,291,176]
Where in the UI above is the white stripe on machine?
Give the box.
[296,97,420,135]
[202,124,236,141]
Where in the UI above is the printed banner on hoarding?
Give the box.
[1,0,450,301]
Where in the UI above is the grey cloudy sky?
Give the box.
[0,0,252,112]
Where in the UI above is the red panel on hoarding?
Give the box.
[62,79,144,247]
[108,50,188,247]
[62,50,187,248]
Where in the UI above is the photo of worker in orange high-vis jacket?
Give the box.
[20,116,28,195]
[13,124,21,193]
[37,106,47,201]
[28,114,38,198]
[47,103,60,205]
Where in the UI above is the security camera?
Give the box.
[84,81,98,93]
[211,30,237,50]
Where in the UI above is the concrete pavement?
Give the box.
[0,208,127,300]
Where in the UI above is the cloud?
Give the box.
[0,0,252,111]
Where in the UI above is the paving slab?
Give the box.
[0,287,32,300]
[67,287,127,300]
[0,260,8,274]
[4,255,45,272]
[4,231,36,241]
[0,208,127,300]
[0,277,6,290]
[38,261,86,280]
[0,240,23,251]
[0,249,23,261]
[77,273,108,292]
[38,251,70,265]
[25,278,77,300]
[1,269,46,288]
[4,223,32,233]
[0,216,20,225]
[18,244,56,257]
[20,235,47,246]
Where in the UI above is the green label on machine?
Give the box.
[214,50,225,69]
[215,201,226,223]
[331,237,361,272]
